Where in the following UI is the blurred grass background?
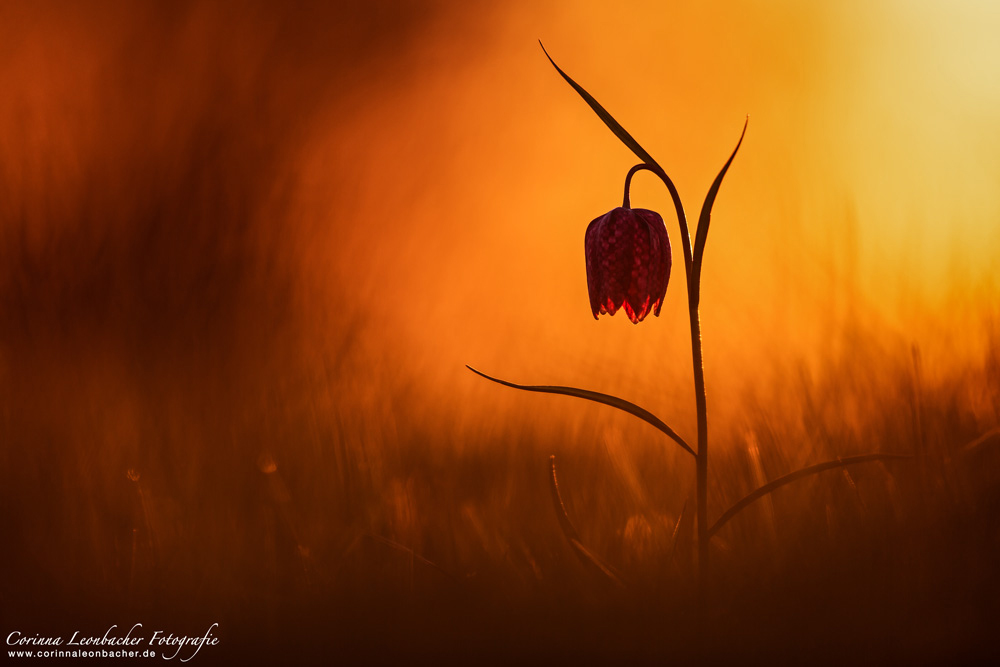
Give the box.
[1,0,998,663]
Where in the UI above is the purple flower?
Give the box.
[585,207,671,323]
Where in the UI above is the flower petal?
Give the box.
[634,208,671,318]
[584,206,671,323]
[584,213,607,319]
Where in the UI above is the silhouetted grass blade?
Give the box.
[693,116,748,281]
[548,455,582,544]
[550,455,624,587]
[539,41,660,172]
[466,365,695,457]
[665,500,687,567]
[962,426,1000,452]
[707,452,911,538]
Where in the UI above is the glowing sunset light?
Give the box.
[1,1,998,662]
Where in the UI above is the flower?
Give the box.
[584,207,671,323]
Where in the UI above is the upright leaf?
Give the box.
[692,117,748,280]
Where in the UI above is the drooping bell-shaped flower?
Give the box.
[585,206,671,324]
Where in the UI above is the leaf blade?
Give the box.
[540,41,659,171]
[707,452,911,538]
[693,116,748,281]
[550,455,624,587]
[467,365,695,457]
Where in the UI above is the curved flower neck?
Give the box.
[622,163,656,209]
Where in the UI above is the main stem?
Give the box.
[625,163,710,601]
[690,301,709,604]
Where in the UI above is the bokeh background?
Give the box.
[2,0,999,663]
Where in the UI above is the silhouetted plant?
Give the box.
[468,42,908,603]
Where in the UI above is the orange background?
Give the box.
[2,1,999,661]
[3,1,998,423]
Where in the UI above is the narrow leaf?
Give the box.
[468,365,695,457]
[540,41,659,171]
[549,455,581,542]
[692,116,748,280]
[364,533,460,582]
[707,452,911,538]
[550,455,624,587]
[539,42,694,271]
[962,426,1000,453]
[665,499,688,567]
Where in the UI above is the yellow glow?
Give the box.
[292,0,1000,423]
